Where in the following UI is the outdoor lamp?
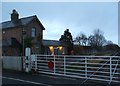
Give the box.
[59,46,63,51]
[49,46,53,51]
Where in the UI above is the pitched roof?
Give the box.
[1,15,45,30]
[42,40,68,47]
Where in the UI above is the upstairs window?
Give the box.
[32,27,36,37]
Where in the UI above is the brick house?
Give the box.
[1,9,67,56]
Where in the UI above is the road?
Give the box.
[2,69,119,86]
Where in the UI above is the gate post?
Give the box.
[35,55,37,72]
[54,55,56,73]
[109,57,112,83]
[85,57,87,78]
[25,48,31,72]
[64,56,66,75]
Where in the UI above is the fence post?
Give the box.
[118,56,120,81]
[64,56,66,75]
[35,55,37,72]
[22,56,25,71]
[54,55,56,73]
[85,57,87,78]
[110,57,112,83]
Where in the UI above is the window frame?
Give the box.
[31,27,36,38]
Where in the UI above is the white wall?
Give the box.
[2,56,22,71]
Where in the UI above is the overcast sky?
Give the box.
[2,2,118,44]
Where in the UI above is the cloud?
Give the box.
[42,19,66,40]
[2,2,118,44]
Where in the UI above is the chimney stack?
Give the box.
[11,9,19,21]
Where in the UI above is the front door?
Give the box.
[54,48,59,55]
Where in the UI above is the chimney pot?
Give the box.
[11,9,19,21]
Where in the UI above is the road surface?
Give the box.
[2,69,119,86]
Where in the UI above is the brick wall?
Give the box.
[2,19,44,55]
[2,27,22,43]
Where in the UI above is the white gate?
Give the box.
[30,55,120,84]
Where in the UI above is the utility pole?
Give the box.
[22,28,26,72]
[22,28,26,56]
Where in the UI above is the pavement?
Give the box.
[1,69,120,86]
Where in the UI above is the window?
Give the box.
[32,27,36,37]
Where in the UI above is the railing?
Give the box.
[31,55,120,84]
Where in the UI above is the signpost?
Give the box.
[48,61,54,70]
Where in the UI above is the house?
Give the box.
[42,40,68,55]
[2,38,21,56]
[1,9,68,56]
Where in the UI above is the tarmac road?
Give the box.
[1,69,119,86]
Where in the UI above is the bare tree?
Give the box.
[88,29,106,47]
[74,36,81,45]
[88,35,95,46]
[74,33,87,46]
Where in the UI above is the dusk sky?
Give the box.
[2,2,118,44]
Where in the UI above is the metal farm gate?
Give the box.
[30,55,120,85]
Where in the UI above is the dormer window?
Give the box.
[32,27,36,37]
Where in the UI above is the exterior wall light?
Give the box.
[49,46,53,50]
[58,46,63,51]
